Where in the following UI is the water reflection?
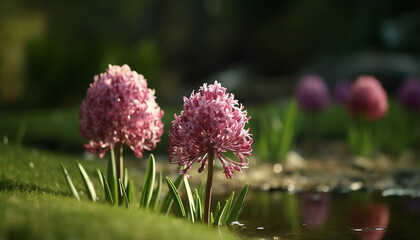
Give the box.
[298,192,331,229]
[349,202,390,240]
[283,193,300,231]
[234,191,420,239]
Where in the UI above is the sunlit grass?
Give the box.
[0,144,238,240]
[0,191,237,240]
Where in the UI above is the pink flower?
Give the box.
[349,202,390,240]
[295,75,329,112]
[298,192,331,229]
[347,76,388,121]
[79,64,164,158]
[168,81,252,179]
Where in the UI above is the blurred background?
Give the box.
[2,0,420,155]
[4,3,420,239]
[3,0,420,108]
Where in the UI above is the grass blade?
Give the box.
[218,192,235,225]
[194,188,203,221]
[213,201,222,224]
[97,168,104,189]
[278,100,298,162]
[197,181,205,201]
[77,161,97,202]
[60,163,80,200]
[123,168,128,189]
[140,154,156,208]
[165,177,186,217]
[119,179,130,207]
[226,184,249,223]
[101,171,113,204]
[108,149,118,205]
[150,172,162,211]
[183,176,196,222]
[160,174,183,214]
[127,180,134,205]
[210,212,214,226]
[257,113,270,160]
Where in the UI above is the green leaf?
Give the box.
[217,192,235,225]
[197,181,205,201]
[101,171,113,204]
[123,168,128,189]
[60,163,80,200]
[279,100,298,162]
[150,172,162,211]
[77,161,97,202]
[213,201,222,224]
[160,174,183,215]
[97,168,104,189]
[183,176,196,222]
[257,117,269,160]
[165,177,186,217]
[210,212,214,226]
[226,184,249,223]
[194,188,203,221]
[140,154,156,208]
[108,149,118,205]
[119,179,130,207]
[127,180,134,206]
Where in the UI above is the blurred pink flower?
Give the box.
[79,64,164,158]
[397,78,420,111]
[295,75,329,112]
[349,202,390,240]
[168,81,252,179]
[347,76,388,121]
[298,192,331,229]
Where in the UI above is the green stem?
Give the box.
[361,120,373,157]
[108,148,118,205]
[204,151,214,224]
[115,142,123,205]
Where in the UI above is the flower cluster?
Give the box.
[168,81,252,179]
[397,78,420,111]
[295,75,329,112]
[347,76,388,121]
[79,64,164,158]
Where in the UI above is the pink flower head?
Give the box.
[168,81,252,179]
[295,75,329,112]
[347,76,388,121]
[397,78,420,111]
[79,64,164,158]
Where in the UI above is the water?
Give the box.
[228,191,420,240]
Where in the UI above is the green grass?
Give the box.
[0,144,239,240]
